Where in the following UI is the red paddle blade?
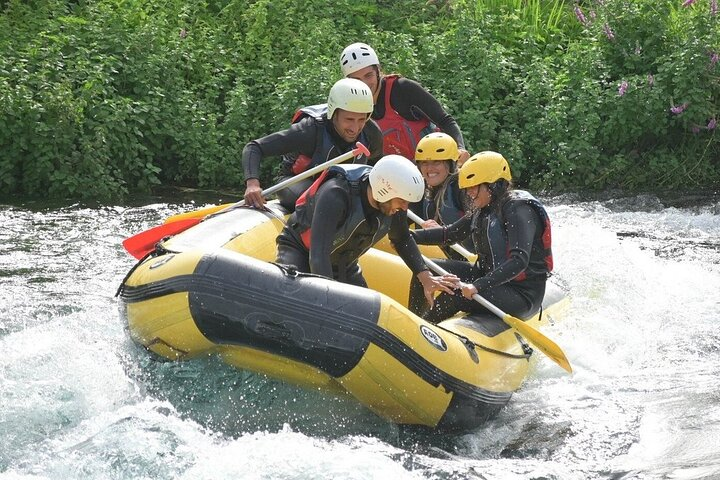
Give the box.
[122,217,201,259]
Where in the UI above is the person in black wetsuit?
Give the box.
[339,42,470,164]
[275,154,458,302]
[242,78,383,211]
[408,151,554,323]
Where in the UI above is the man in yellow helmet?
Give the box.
[408,151,554,322]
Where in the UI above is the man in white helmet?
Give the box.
[339,42,470,164]
[275,154,458,300]
[242,78,383,211]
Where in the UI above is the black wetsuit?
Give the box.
[276,173,427,287]
[409,193,551,322]
[242,114,383,210]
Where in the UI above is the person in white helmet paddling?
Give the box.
[275,154,458,301]
[242,78,383,211]
[339,42,470,164]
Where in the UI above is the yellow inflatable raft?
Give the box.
[118,202,568,431]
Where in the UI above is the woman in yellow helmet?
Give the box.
[411,132,474,261]
[408,151,554,322]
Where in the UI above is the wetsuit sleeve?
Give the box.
[392,77,466,150]
[308,180,351,278]
[388,212,428,275]
[242,117,320,181]
[364,119,384,165]
[412,216,472,245]
[472,202,539,292]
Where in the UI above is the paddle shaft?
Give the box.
[206,142,371,217]
[165,143,371,224]
[123,142,370,258]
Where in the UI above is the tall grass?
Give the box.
[471,0,577,41]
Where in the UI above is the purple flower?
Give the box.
[682,0,696,6]
[603,23,615,40]
[179,28,187,39]
[711,52,719,66]
[692,125,701,134]
[647,74,655,87]
[618,81,628,96]
[574,5,587,24]
[712,0,718,15]
[670,103,688,114]
[709,118,717,130]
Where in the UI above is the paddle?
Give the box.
[422,255,572,372]
[163,203,231,224]
[409,211,572,373]
[123,142,371,259]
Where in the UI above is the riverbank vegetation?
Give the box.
[1,0,717,200]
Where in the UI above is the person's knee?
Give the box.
[276,178,313,212]
[277,189,299,212]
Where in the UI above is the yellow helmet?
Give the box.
[415,132,459,162]
[458,151,512,189]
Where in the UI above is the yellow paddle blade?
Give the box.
[503,313,573,373]
[164,203,232,224]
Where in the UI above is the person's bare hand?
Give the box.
[244,179,266,208]
[460,282,478,300]
[457,149,471,166]
[421,219,441,228]
[417,270,459,307]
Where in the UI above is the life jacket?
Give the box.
[292,164,394,266]
[375,75,438,159]
[419,176,465,226]
[415,176,474,260]
[471,190,553,281]
[281,104,371,175]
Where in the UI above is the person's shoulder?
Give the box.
[503,194,536,216]
[295,114,323,129]
[447,174,463,200]
[316,176,353,207]
[393,75,427,92]
[363,118,383,136]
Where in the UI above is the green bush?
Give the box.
[0,0,718,200]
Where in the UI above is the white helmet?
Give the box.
[327,78,374,119]
[340,42,380,77]
[369,155,425,203]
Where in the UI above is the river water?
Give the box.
[1,192,719,479]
